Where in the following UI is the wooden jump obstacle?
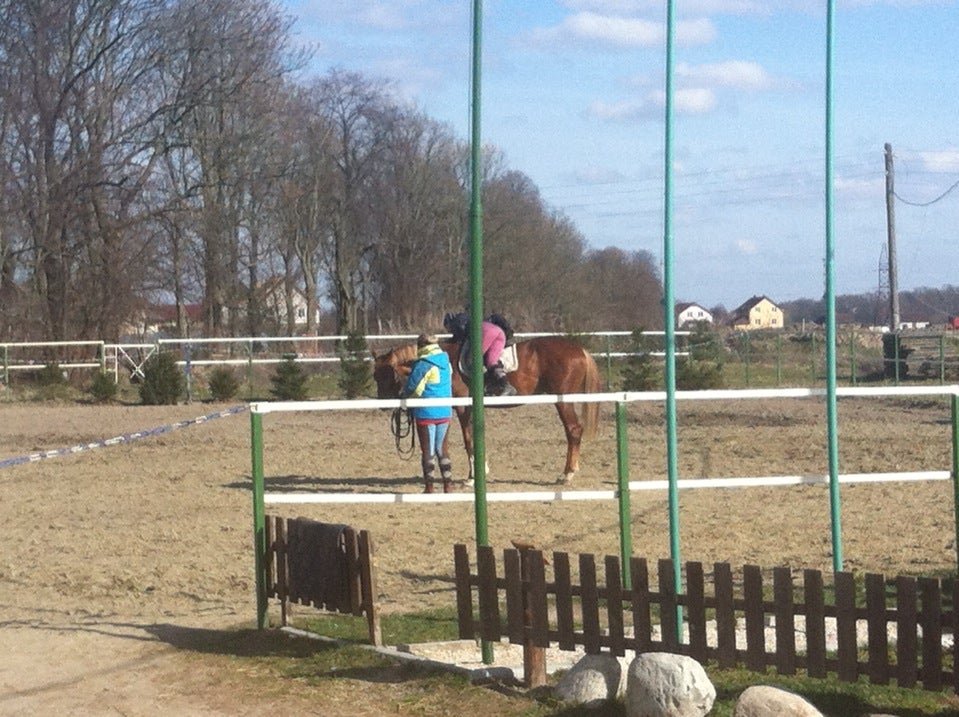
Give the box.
[455,544,959,692]
[265,515,381,646]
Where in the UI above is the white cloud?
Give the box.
[676,61,775,91]
[918,149,959,173]
[734,238,759,255]
[589,86,716,121]
[530,12,716,49]
[560,0,768,14]
[835,175,883,199]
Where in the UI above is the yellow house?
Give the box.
[729,295,785,330]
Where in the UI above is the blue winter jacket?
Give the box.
[402,343,453,422]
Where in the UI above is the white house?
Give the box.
[676,302,713,328]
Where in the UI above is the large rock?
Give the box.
[733,685,823,717]
[554,653,629,708]
[625,653,715,717]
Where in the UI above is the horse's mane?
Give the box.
[387,344,418,364]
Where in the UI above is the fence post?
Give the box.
[247,339,255,399]
[742,333,751,387]
[894,334,901,386]
[849,328,857,386]
[616,402,632,587]
[939,335,945,385]
[776,334,782,386]
[184,343,193,403]
[2,345,8,385]
[251,410,268,629]
[810,333,817,383]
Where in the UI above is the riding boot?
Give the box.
[492,363,517,397]
[422,457,435,494]
[439,457,453,493]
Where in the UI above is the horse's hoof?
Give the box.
[463,478,475,488]
[557,473,574,484]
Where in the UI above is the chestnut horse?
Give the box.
[372,337,601,483]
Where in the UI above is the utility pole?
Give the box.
[884,143,900,331]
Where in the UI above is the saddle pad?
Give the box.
[458,343,519,375]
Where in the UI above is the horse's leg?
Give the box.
[455,406,475,485]
[556,403,585,484]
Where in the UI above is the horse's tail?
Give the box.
[579,347,601,440]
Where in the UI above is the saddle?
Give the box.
[457,341,519,377]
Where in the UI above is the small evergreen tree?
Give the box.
[622,328,660,391]
[36,362,66,387]
[139,352,184,405]
[337,330,372,398]
[677,322,725,390]
[89,372,118,403]
[208,367,240,401]
[270,355,308,400]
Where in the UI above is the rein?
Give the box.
[391,406,416,459]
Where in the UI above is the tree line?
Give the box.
[0,0,663,343]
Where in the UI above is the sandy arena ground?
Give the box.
[2,395,958,713]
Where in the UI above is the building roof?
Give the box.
[729,295,778,324]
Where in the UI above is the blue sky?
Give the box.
[284,0,958,312]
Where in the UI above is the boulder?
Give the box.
[554,653,629,708]
[625,652,715,717]
[733,685,823,717]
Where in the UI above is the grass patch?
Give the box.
[296,605,461,645]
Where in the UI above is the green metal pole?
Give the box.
[663,0,683,633]
[615,402,633,587]
[469,0,493,666]
[951,394,959,571]
[824,0,842,573]
[251,410,267,629]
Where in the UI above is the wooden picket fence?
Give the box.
[266,515,381,645]
[454,544,959,691]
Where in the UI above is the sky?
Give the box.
[283,0,959,313]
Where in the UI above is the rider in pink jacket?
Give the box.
[443,312,517,397]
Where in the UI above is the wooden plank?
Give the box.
[527,550,550,649]
[773,567,796,676]
[865,573,889,685]
[522,550,549,688]
[835,571,859,682]
[686,562,707,662]
[453,544,475,640]
[896,576,918,689]
[804,569,827,679]
[580,554,601,654]
[343,527,361,615]
[605,556,625,657]
[477,545,502,642]
[553,552,575,651]
[358,530,381,646]
[743,565,765,672]
[504,549,524,643]
[658,559,679,652]
[630,558,651,652]
[919,577,942,690]
[265,515,276,596]
[275,517,288,626]
[714,562,736,669]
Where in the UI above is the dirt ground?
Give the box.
[2,394,958,714]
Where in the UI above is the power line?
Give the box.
[894,176,959,207]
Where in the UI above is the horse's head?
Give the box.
[371,346,414,399]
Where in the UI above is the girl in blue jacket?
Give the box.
[402,334,454,493]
